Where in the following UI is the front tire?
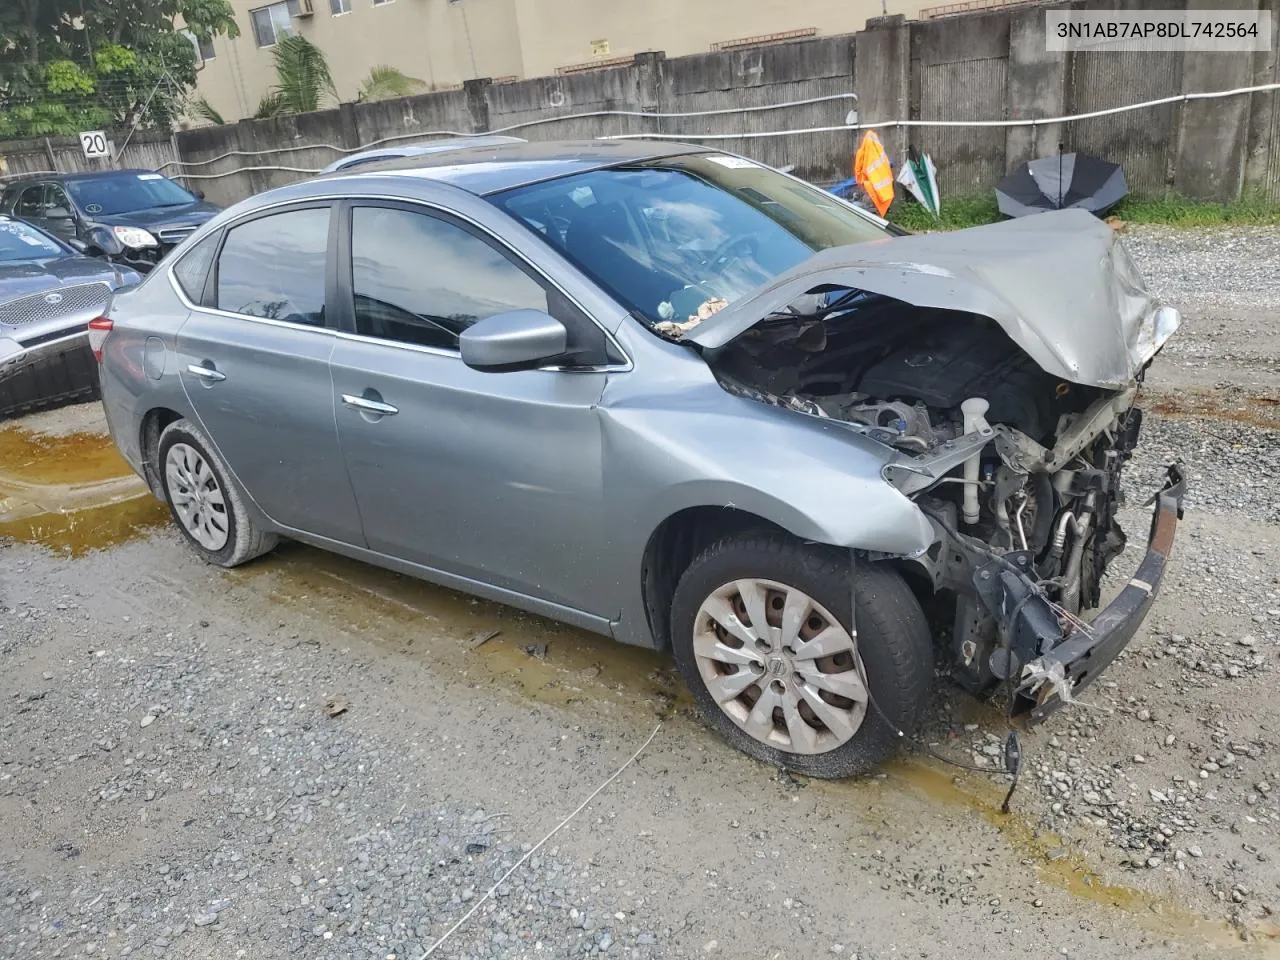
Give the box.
[157,418,277,567]
[670,533,932,778]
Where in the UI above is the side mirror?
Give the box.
[193,188,206,200]
[46,206,73,220]
[459,309,568,371]
[86,225,123,257]
[67,237,89,253]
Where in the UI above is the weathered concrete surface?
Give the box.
[853,17,911,163]
[1004,5,1068,170]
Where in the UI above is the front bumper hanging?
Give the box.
[976,464,1186,722]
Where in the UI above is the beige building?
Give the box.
[190,0,921,124]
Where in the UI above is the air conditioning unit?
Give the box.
[294,0,315,17]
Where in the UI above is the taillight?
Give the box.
[87,316,113,363]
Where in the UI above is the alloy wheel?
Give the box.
[165,442,230,551]
[691,578,869,754]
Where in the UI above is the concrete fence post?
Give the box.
[337,101,362,152]
[1243,0,1279,195]
[632,51,666,135]
[464,79,492,133]
[853,15,911,164]
[1005,6,1068,172]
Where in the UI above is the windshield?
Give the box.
[0,219,66,261]
[489,153,890,326]
[66,173,197,216]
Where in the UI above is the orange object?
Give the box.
[854,131,895,217]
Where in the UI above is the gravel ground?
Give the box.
[2,225,1279,960]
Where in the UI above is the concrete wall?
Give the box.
[7,0,1277,209]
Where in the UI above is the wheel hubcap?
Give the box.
[692,578,869,755]
[165,442,229,551]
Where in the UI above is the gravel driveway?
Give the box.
[2,225,1278,960]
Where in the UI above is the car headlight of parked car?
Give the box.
[111,225,159,249]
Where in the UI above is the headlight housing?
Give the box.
[111,225,159,249]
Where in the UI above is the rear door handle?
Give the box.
[187,363,226,382]
[342,394,399,416]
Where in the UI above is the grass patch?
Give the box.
[1110,193,1280,227]
[886,190,1280,231]
[887,194,999,231]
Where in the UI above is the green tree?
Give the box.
[359,65,427,103]
[253,35,337,118]
[0,0,238,138]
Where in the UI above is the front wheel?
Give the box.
[670,533,933,778]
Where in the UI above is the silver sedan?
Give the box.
[96,139,1183,777]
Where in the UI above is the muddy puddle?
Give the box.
[230,543,687,715]
[1147,386,1280,430]
[0,425,168,556]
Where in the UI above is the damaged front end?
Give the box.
[687,210,1184,720]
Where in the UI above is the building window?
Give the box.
[250,1,299,47]
[372,0,393,6]
[184,30,216,62]
[330,0,351,12]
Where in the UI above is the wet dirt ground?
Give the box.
[2,227,1279,959]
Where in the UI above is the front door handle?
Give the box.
[187,363,226,382]
[342,393,399,416]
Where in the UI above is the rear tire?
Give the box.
[157,418,277,567]
[670,532,932,778]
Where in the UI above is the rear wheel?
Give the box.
[670,533,932,778]
[157,418,277,567]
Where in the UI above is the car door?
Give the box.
[328,200,615,615]
[40,183,79,242]
[174,202,365,545]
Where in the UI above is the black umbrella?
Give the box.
[996,151,1127,218]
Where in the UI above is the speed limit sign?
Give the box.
[78,130,110,158]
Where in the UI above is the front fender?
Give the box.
[600,375,936,647]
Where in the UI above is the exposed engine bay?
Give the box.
[707,288,1150,698]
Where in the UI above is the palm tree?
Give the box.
[192,97,226,125]
[359,66,428,103]
[255,35,337,118]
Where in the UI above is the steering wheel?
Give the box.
[705,234,759,274]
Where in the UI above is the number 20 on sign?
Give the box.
[79,131,110,159]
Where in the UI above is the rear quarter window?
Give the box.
[171,231,221,303]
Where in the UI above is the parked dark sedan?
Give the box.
[0,215,141,418]
[1,169,220,273]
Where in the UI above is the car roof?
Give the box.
[323,135,529,172]
[321,138,709,195]
[4,169,167,186]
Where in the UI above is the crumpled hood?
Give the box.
[687,209,1178,389]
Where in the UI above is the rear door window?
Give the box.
[215,207,330,326]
